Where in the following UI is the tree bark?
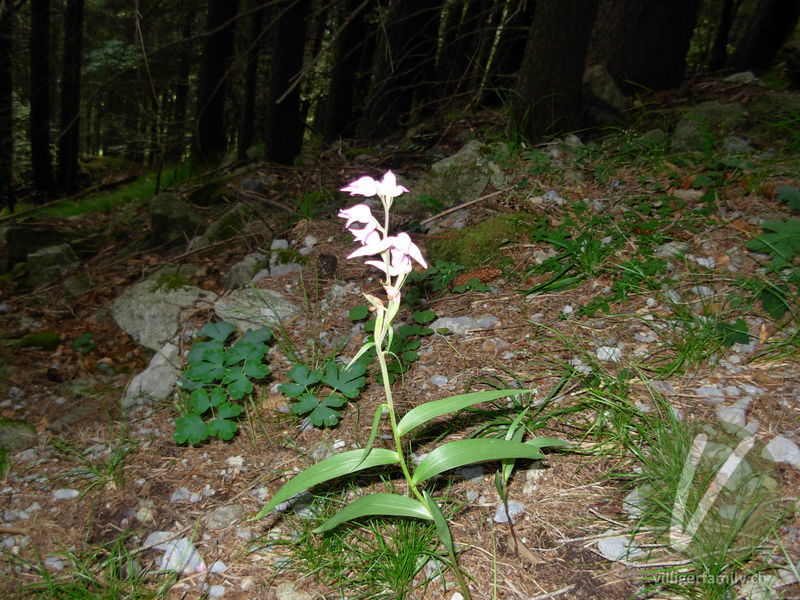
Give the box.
[264,0,311,165]
[191,0,241,166]
[166,3,195,163]
[356,0,442,139]
[512,0,598,143]
[320,0,371,142]
[483,0,535,105]
[730,0,800,71]
[588,0,700,93]
[57,0,85,194]
[238,2,265,160]
[709,0,738,71]
[0,3,14,211]
[30,0,55,198]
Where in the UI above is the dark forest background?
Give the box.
[1,0,799,212]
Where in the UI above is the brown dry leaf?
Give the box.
[729,218,758,236]
[759,323,771,344]
[36,416,51,432]
[672,188,704,202]
[453,267,502,287]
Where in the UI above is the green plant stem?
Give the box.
[375,329,472,600]
[374,334,425,505]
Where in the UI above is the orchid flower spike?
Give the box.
[340,171,408,200]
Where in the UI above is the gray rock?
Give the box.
[0,420,36,452]
[409,141,502,213]
[430,375,449,388]
[25,244,80,288]
[722,136,752,154]
[722,71,756,84]
[596,346,621,362]
[268,262,302,277]
[240,178,267,193]
[149,193,205,245]
[671,101,748,153]
[596,535,645,562]
[143,531,205,574]
[206,504,245,530]
[654,241,687,258]
[716,397,752,430]
[214,288,299,334]
[430,316,483,335]
[112,278,218,351]
[123,342,181,408]
[275,582,313,600]
[583,64,629,124]
[223,252,268,289]
[208,584,226,598]
[493,500,525,524]
[762,436,800,470]
[52,489,80,500]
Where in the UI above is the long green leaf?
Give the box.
[313,493,432,533]
[396,389,534,438]
[410,438,564,487]
[355,403,388,469]
[423,490,453,550]
[251,448,400,520]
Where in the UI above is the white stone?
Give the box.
[596,346,621,362]
[762,436,800,470]
[52,489,80,500]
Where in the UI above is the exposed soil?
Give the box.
[1,79,800,600]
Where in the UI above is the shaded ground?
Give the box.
[1,77,800,600]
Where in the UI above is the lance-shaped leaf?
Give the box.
[396,390,535,438]
[251,448,401,520]
[423,490,453,550]
[410,438,567,487]
[314,493,432,533]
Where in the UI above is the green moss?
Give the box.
[149,273,194,292]
[11,332,62,350]
[426,213,538,269]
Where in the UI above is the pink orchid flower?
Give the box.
[338,204,379,229]
[340,171,408,200]
[350,232,427,276]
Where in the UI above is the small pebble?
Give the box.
[52,489,80,501]
[430,375,449,387]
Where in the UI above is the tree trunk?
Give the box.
[483,0,536,105]
[57,0,85,194]
[0,4,14,212]
[320,0,371,142]
[30,0,55,198]
[238,3,264,160]
[264,0,311,165]
[356,0,442,139]
[166,4,194,163]
[709,0,738,71]
[730,0,800,71]
[512,0,598,143]
[191,0,240,166]
[588,0,700,93]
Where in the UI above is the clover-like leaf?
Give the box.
[187,340,223,364]
[717,318,750,347]
[278,382,306,398]
[228,341,265,364]
[191,389,212,413]
[198,321,236,343]
[217,402,242,419]
[412,310,436,324]
[241,327,272,345]
[174,414,208,445]
[243,362,270,379]
[322,362,366,399]
[292,393,321,416]
[208,417,238,440]
[349,305,370,321]
[224,370,254,399]
[776,185,800,213]
[289,364,323,387]
[184,360,225,383]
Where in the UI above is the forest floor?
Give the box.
[1,77,800,600]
